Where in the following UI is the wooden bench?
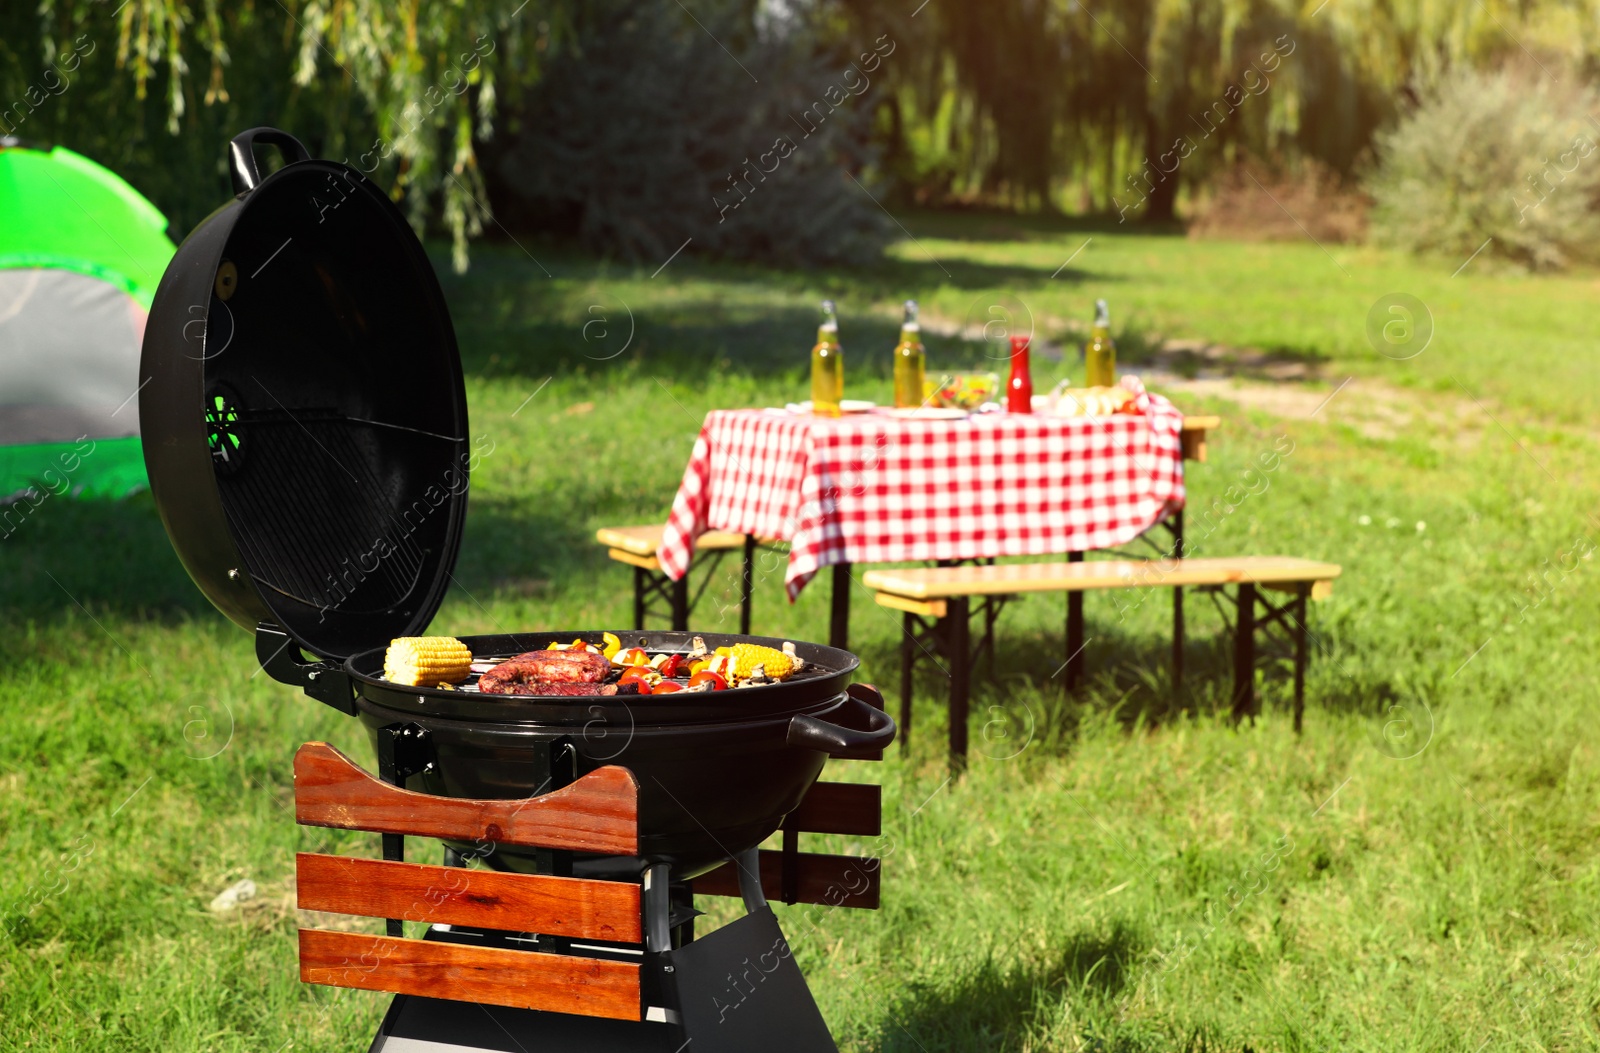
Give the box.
[597,524,757,632]
[292,698,887,1050]
[865,556,1341,770]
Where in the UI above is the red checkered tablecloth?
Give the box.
[659,383,1187,599]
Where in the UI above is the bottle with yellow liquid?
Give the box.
[1084,298,1117,388]
[892,300,925,409]
[810,299,843,417]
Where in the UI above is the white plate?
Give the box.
[885,407,970,420]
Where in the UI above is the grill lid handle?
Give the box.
[255,622,357,715]
[229,127,313,196]
[785,685,896,757]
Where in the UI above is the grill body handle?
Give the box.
[785,686,895,756]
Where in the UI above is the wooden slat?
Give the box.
[299,929,640,1021]
[596,525,663,556]
[606,547,661,571]
[692,851,879,909]
[862,556,1342,600]
[596,525,748,557]
[1179,416,1219,463]
[874,591,947,619]
[295,854,641,942]
[1261,579,1336,601]
[294,743,638,855]
[788,782,880,836]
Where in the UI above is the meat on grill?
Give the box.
[482,681,620,697]
[478,650,612,694]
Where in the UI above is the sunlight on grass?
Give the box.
[3,219,1597,1051]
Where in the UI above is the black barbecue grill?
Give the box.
[139,132,894,1051]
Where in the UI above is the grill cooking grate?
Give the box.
[215,406,429,613]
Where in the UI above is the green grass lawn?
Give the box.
[3,213,1598,1051]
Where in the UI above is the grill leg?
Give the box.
[1232,583,1257,722]
[829,563,851,650]
[670,572,690,631]
[632,566,647,631]
[1065,552,1085,692]
[1293,585,1309,734]
[643,863,672,953]
[734,846,768,914]
[740,535,756,636]
[900,612,915,753]
[948,597,971,774]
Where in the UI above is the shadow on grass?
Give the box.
[436,242,1133,385]
[880,921,1146,1052]
[0,489,603,634]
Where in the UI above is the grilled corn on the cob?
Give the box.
[384,636,473,686]
[728,643,797,681]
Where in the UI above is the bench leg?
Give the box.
[740,535,756,636]
[1293,585,1309,734]
[1170,509,1185,702]
[829,563,852,650]
[900,611,915,753]
[1173,585,1185,699]
[948,597,971,774]
[1065,552,1085,692]
[1232,583,1257,722]
[632,566,647,631]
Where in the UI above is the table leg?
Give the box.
[740,535,756,636]
[1232,583,1256,721]
[671,573,690,631]
[632,566,647,631]
[900,611,915,754]
[829,563,852,651]
[1065,551,1085,692]
[948,597,970,774]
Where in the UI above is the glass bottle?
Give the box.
[810,299,843,417]
[1085,299,1117,388]
[1006,334,1033,413]
[892,300,926,409]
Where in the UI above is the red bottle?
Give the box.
[1006,335,1033,413]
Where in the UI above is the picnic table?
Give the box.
[659,382,1216,650]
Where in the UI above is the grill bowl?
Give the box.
[347,631,890,879]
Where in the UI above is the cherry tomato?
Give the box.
[657,654,687,678]
[618,667,655,693]
[688,670,728,691]
[651,680,685,694]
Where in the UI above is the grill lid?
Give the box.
[140,127,469,660]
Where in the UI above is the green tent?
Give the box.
[0,140,175,502]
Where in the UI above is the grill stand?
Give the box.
[365,899,836,1053]
[326,687,889,1053]
[361,824,842,1053]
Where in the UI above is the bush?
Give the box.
[1369,69,1600,271]
[488,1,894,268]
